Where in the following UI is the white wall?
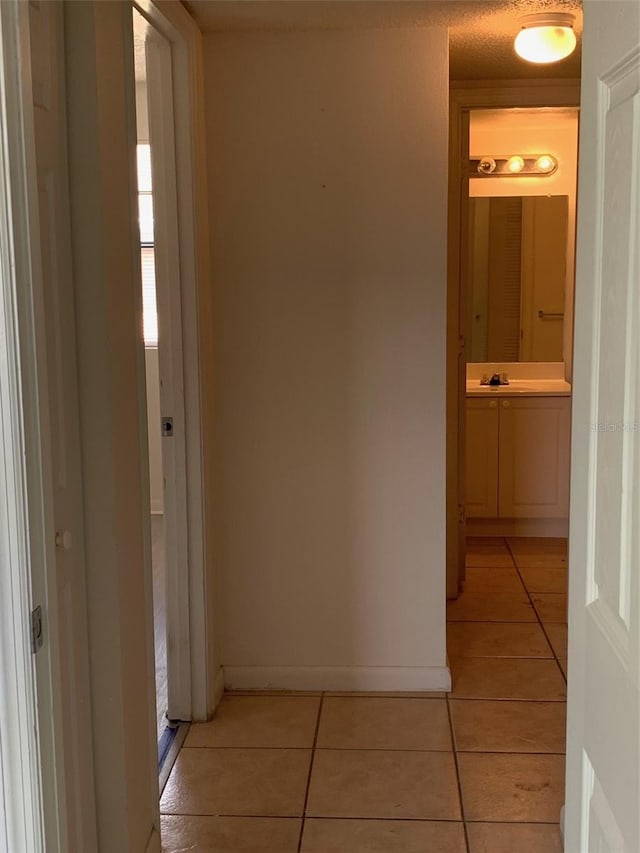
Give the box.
[204,28,450,691]
[135,81,149,142]
[469,108,579,376]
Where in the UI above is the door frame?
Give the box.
[446,80,581,600]
[1,1,215,847]
[133,0,218,722]
[0,4,46,849]
[0,1,101,849]
[140,17,193,725]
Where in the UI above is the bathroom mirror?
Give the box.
[467,194,568,363]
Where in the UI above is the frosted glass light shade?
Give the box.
[515,14,576,64]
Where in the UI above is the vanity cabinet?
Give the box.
[466,396,571,520]
[466,399,499,517]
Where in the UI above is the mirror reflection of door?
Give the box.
[520,196,568,361]
[468,195,568,363]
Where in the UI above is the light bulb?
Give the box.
[514,14,576,64]
[477,157,496,175]
[536,155,556,173]
[507,156,525,174]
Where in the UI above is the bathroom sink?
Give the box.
[467,379,572,397]
[498,382,541,392]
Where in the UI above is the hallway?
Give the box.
[160,537,567,852]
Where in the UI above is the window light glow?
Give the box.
[137,144,152,192]
[141,247,158,347]
[138,194,154,244]
[136,143,158,347]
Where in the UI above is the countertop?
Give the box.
[466,379,572,397]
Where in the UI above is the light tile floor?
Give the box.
[160,537,567,852]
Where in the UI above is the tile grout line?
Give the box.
[449,543,567,703]
[447,697,566,704]
[182,740,566,751]
[182,743,538,751]
[451,549,534,625]
[504,540,568,685]
[445,694,471,853]
[450,540,568,844]
[448,618,544,623]
[161,809,561,825]
[296,692,325,853]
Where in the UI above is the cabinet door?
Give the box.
[465,398,499,518]
[498,397,571,518]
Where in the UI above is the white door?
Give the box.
[565,1,640,850]
[24,2,97,849]
[143,24,192,722]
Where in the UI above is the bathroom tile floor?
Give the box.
[160,536,567,852]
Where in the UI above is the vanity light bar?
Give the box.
[470,154,558,177]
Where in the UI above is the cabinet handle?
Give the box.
[502,400,511,408]
[489,400,498,408]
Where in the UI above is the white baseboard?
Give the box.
[150,501,163,515]
[223,665,451,693]
[144,827,161,853]
[466,517,569,538]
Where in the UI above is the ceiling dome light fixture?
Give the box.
[514,13,577,64]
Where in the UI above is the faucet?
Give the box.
[480,372,509,386]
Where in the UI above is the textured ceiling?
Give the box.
[182,0,582,80]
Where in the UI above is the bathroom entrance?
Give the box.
[444,97,578,839]
[447,96,578,637]
[463,105,577,544]
[446,91,580,600]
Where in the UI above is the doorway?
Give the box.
[446,85,580,600]
[445,93,579,843]
[131,2,211,773]
[463,105,577,544]
[2,0,211,845]
[447,94,579,622]
[133,9,171,751]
